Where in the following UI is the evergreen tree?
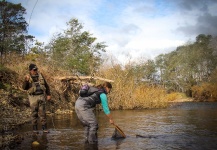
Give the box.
[48,18,107,75]
[0,0,34,64]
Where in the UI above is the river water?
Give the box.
[14,102,217,150]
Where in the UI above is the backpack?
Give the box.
[79,84,99,97]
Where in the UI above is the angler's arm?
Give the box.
[100,93,114,124]
[22,75,30,90]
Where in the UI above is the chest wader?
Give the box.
[27,73,47,133]
[75,87,104,144]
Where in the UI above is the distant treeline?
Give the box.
[154,34,217,101]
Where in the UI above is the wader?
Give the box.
[29,94,47,126]
[75,97,99,144]
[23,72,50,132]
[27,74,47,131]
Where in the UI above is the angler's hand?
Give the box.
[47,95,51,101]
[25,75,30,81]
[109,119,114,125]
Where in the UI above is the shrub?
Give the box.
[192,83,217,101]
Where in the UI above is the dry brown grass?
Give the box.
[98,64,169,109]
[165,92,186,102]
[192,82,217,101]
[191,69,217,101]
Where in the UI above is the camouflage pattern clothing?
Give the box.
[23,73,51,126]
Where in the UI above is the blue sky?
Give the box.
[8,0,217,64]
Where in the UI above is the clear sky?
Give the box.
[8,0,217,64]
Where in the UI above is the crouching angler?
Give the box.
[75,82,114,144]
[22,64,51,133]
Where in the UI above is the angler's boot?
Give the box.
[42,124,49,133]
[33,125,39,134]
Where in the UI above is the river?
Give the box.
[13,102,217,149]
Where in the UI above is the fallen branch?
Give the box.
[55,76,114,83]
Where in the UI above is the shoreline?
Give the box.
[169,98,193,103]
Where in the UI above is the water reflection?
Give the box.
[15,102,217,150]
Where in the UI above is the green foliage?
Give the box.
[144,60,157,81]
[0,0,34,64]
[155,34,217,96]
[48,18,107,75]
[24,41,48,62]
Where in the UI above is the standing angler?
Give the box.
[22,64,51,133]
[75,82,115,145]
